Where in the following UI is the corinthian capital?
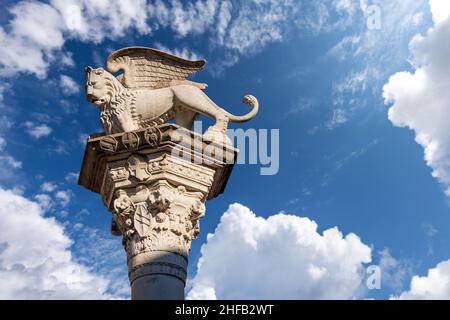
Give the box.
[79,124,238,299]
[111,180,204,253]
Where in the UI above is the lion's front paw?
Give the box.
[203,127,232,147]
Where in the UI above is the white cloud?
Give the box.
[378,249,412,292]
[55,190,72,207]
[187,203,371,300]
[59,210,69,218]
[24,122,52,139]
[333,68,375,99]
[0,138,22,182]
[223,0,298,55]
[334,140,378,170]
[0,155,22,170]
[69,225,129,298]
[78,133,89,145]
[0,136,6,151]
[325,67,379,130]
[0,0,150,78]
[0,0,362,79]
[0,116,13,131]
[147,0,171,27]
[383,0,450,195]
[395,260,450,299]
[329,35,362,60]
[34,183,81,219]
[60,75,80,95]
[323,1,428,129]
[154,43,201,61]
[422,223,438,237]
[325,108,349,130]
[429,0,450,24]
[52,0,151,42]
[0,83,9,103]
[329,0,427,95]
[61,52,75,67]
[0,2,63,78]
[65,172,79,184]
[0,187,114,299]
[10,2,64,50]
[216,1,232,45]
[34,193,54,211]
[296,0,359,34]
[357,0,426,59]
[152,0,218,37]
[41,181,57,193]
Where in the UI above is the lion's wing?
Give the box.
[106,47,206,90]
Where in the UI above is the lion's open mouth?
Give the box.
[91,98,105,105]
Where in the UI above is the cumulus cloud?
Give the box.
[24,122,52,139]
[395,259,450,299]
[0,187,115,299]
[383,0,450,195]
[187,203,371,300]
[429,0,450,24]
[60,75,80,95]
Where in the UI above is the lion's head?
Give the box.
[85,66,120,107]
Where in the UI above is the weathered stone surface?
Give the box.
[79,124,238,299]
[78,46,256,300]
[85,46,259,146]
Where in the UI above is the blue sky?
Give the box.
[1,0,450,299]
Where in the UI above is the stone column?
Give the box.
[78,124,237,300]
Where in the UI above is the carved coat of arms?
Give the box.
[85,46,259,145]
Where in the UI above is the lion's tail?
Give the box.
[226,95,259,123]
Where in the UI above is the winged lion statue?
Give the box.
[85,46,259,145]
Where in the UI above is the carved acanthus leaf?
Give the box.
[110,181,206,259]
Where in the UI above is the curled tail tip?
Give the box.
[228,94,259,123]
[243,94,258,105]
